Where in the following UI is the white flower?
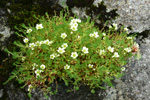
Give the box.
[77,35,80,39]
[50,54,55,59]
[132,42,139,52]
[23,38,29,43]
[28,84,32,88]
[106,71,110,74]
[124,27,128,32]
[29,43,35,50]
[44,39,50,45]
[126,37,133,39]
[134,42,139,49]
[71,19,77,23]
[121,67,125,71]
[103,33,106,36]
[74,23,78,27]
[48,41,53,45]
[62,43,68,49]
[70,25,78,31]
[89,33,94,37]
[112,52,119,58]
[124,47,132,53]
[32,63,38,67]
[22,57,26,61]
[35,41,41,46]
[27,29,32,33]
[61,33,67,39]
[109,25,112,29]
[70,22,78,27]
[64,64,70,69]
[40,64,45,70]
[88,64,93,68]
[112,23,118,30]
[40,41,44,44]
[57,47,65,54]
[93,31,99,38]
[99,50,105,55]
[35,69,42,76]
[82,46,89,54]
[75,19,81,23]
[71,31,73,34]
[36,24,43,30]
[71,52,78,59]
[32,63,38,70]
[108,46,114,52]
[28,85,33,91]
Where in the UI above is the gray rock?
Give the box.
[0,89,4,98]
[71,6,89,19]
[0,16,13,42]
[58,0,67,8]
[100,0,150,33]
[0,8,13,50]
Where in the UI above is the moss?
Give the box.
[0,34,3,38]
[6,0,41,29]
[5,0,63,30]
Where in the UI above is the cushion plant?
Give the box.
[4,8,140,97]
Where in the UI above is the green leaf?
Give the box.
[27,93,32,98]
[75,86,79,90]
[91,89,95,94]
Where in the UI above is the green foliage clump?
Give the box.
[5,9,140,97]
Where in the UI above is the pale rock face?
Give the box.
[0,9,11,42]
[101,0,150,33]
[71,6,89,19]
[93,0,102,7]
[0,8,13,50]
[58,0,67,8]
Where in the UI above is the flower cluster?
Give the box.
[124,47,132,53]
[23,24,54,50]
[28,40,53,50]
[99,50,106,55]
[34,64,46,77]
[50,53,60,59]
[70,18,81,31]
[64,64,70,70]
[89,31,99,38]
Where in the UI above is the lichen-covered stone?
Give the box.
[98,0,150,33]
